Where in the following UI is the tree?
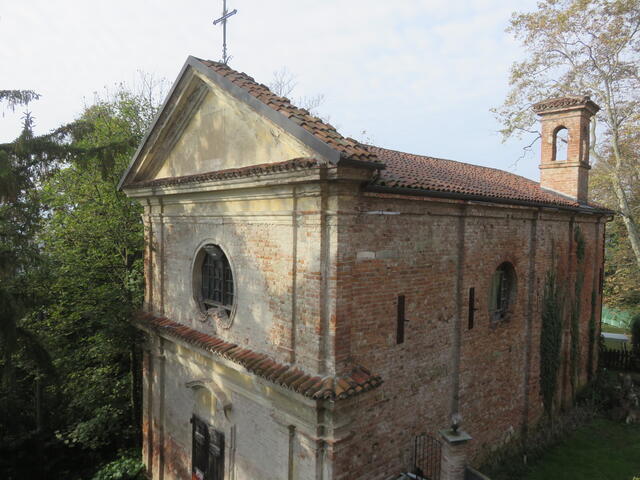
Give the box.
[0,90,54,383]
[495,0,640,275]
[0,90,62,479]
[0,80,162,478]
[31,85,161,456]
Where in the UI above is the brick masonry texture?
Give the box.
[536,96,599,203]
[328,194,605,477]
[140,182,605,479]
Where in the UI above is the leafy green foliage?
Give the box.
[540,269,565,416]
[30,88,150,452]
[591,156,640,311]
[0,94,55,408]
[0,82,162,478]
[0,90,41,113]
[570,227,585,390]
[91,452,145,480]
[498,0,640,312]
[587,290,597,380]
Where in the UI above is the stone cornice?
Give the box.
[533,95,600,115]
[135,312,383,401]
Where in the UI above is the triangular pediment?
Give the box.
[120,59,339,189]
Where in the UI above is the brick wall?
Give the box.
[142,176,336,373]
[538,109,592,202]
[329,191,605,478]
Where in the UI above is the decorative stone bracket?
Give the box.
[186,379,233,420]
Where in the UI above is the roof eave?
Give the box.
[118,58,195,191]
[187,57,369,168]
[119,56,382,191]
[364,185,614,215]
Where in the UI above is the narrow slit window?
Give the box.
[397,295,405,344]
[468,287,476,330]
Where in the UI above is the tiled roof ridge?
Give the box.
[367,145,541,185]
[194,58,380,165]
[364,145,613,211]
[132,157,324,188]
[533,95,600,114]
[136,312,383,401]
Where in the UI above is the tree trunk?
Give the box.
[602,96,640,271]
[609,171,640,270]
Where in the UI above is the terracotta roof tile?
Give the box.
[367,145,607,210]
[132,60,610,212]
[196,58,379,166]
[136,313,382,401]
[533,95,600,114]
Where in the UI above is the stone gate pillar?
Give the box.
[439,429,472,480]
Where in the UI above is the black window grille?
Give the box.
[201,245,234,311]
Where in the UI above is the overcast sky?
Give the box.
[0,0,543,180]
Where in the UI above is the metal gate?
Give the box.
[412,433,441,480]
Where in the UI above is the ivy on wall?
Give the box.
[570,226,586,390]
[540,227,590,416]
[587,289,597,380]
[540,269,564,416]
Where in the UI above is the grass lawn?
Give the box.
[602,324,630,335]
[524,418,640,480]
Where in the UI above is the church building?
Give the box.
[119,56,609,480]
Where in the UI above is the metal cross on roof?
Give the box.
[212,0,238,64]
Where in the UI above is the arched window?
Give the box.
[199,244,234,313]
[489,262,516,323]
[553,126,568,161]
[581,125,589,163]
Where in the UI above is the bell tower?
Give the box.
[533,95,600,203]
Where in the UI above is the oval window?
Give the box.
[197,244,234,315]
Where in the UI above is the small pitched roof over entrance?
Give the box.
[121,57,610,213]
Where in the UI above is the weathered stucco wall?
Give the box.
[153,78,316,180]
[142,332,329,480]
[143,176,337,372]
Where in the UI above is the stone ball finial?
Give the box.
[451,412,463,435]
